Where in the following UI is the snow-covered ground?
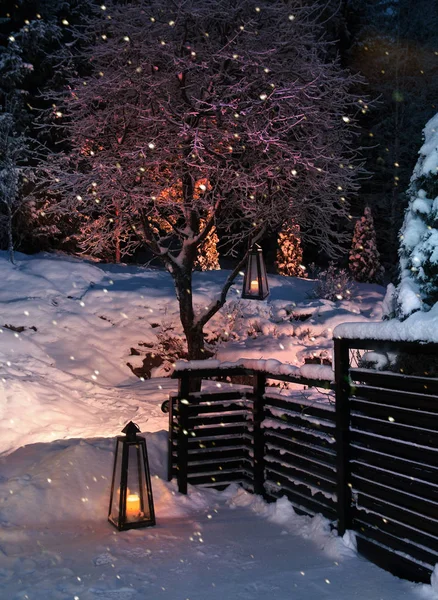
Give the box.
[1,251,437,599]
[0,251,384,457]
[2,432,436,600]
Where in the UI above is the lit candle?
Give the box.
[126,493,141,518]
[250,279,259,293]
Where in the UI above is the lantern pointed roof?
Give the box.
[122,421,141,438]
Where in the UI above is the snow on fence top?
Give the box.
[174,358,334,382]
[333,303,438,343]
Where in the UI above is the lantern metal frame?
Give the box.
[241,243,269,300]
[108,421,156,531]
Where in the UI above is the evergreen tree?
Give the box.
[349,206,383,282]
[395,112,438,319]
[276,224,306,278]
[195,219,220,271]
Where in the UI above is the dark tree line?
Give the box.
[338,0,438,276]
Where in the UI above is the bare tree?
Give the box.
[40,0,364,360]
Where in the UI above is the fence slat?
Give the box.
[266,446,336,481]
[264,431,337,465]
[351,384,438,412]
[187,401,249,415]
[189,457,252,477]
[264,457,336,497]
[351,445,438,486]
[188,424,248,437]
[352,476,438,522]
[351,461,438,503]
[187,471,253,487]
[352,507,438,555]
[263,394,335,421]
[184,436,251,450]
[350,368,438,395]
[354,522,436,571]
[351,430,438,467]
[351,414,438,448]
[264,405,335,436]
[355,535,433,584]
[188,413,248,426]
[353,488,438,538]
[351,398,438,430]
[265,471,337,519]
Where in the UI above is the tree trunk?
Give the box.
[115,236,121,264]
[115,206,121,263]
[173,267,205,390]
[174,271,206,359]
[185,325,205,361]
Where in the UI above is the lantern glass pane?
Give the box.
[124,443,153,524]
[125,444,143,523]
[258,255,268,297]
[109,441,123,521]
[140,444,154,521]
[248,255,260,295]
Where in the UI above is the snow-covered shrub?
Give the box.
[127,322,189,378]
[358,351,389,370]
[276,224,306,277]
[311,263,354,302]
[395,112,438,319]
[349,206,384,283]
[204,301,241,344]
[381,283,396,319]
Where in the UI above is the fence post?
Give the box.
[167,395,174,481]
[253,372,266,496]
[177,372,190,495]
[334,338,352,535]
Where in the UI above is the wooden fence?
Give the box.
[335,338,438,584]
[164,339,438,584]
[164,363,336,520]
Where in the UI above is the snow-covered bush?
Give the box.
[395,112,438,319]
[276,224,306,278]
[349,206,384,283]
[381,282,396,319]
[311,263,354,302]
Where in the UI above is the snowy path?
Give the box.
[0,501,424,600]
[0,435,430,600]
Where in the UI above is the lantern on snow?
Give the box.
[108,421,156,531]
[241,244,269,300]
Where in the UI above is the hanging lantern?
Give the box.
[242,243,269,300]
[108,421,156,531]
